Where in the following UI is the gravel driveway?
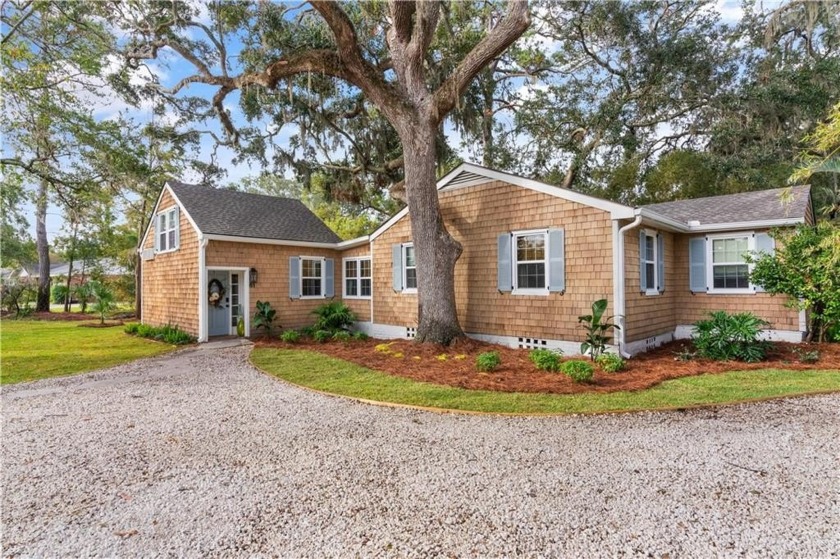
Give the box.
[2,345,838,557]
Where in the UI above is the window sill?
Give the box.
[155,247,179,255]
[644,289,661,297]
[401,289,417,294]
[300,295,326,300]
[511,289,550,296]
[343,295,372,300]
[706,289,755,295]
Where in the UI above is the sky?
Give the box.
[13,0,760,244]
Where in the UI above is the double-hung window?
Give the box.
[344,257,372,298]
[514,231,547,292]
[156,207,179,252]
[403,244,417,291]
[301,257,324,297]
[710,236,750,290]
[643,233,656,292]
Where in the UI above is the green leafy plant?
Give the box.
[89,281,115,325]
[51,284,69,304]
[73,282,94,313]
[560,360,595,383]
[476,351,501,372]
[313,329,332,343]
[693,311,771,362]
[792,347,820,364]
[280,329,300,344]
[596,353,625,373]
[124,323,194,345]
[312,301,356,333]
[332,330,352,342]
[352,330,369,341]
[529,348,563,372]
[578,298,620,361]
[252,300,277,336]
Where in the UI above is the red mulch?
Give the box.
[254,337,840,395]
[27,311,93,321]
[77,321,125,328]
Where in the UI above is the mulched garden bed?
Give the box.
[26,311,93,321]
[77,321,125,328]
[254,337,840,395]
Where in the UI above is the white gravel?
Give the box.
[2,346,838,557]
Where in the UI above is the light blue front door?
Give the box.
[208,270,230,337]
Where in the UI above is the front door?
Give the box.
[208,270,230,337]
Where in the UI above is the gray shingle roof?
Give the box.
[642,185,811,226]
[167,181,341,244]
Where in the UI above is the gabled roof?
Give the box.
[641,185,811,230]
[166,181,342,244]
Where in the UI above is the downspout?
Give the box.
[198,235,208,342]
[615,212,643,358]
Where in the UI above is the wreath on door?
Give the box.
[208,278,225,307]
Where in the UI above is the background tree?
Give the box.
[790,102,840,221]
[0,170,36,270]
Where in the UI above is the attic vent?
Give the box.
[518,337,548,350]
[447,171,485,187]
[406,327,416,339]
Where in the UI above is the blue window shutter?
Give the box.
[657,233,665,293]
[173,207,180,250]
[324,258,334,297]
[754,233,775,292]
[289,257,300,299]
[497,233,512,292]
[689,237,706,293]
[548,229,565,293]
[639,230,647,292]
[392,244,402,291]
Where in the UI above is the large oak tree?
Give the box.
[122,0,530,343]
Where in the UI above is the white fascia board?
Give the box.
[637,208,689,232]
[439,163,635,218]
[138,182,202,251]
[202,233,341,250]
[687,217,804,232]
[337,236,370,250]
[369,207,409,241]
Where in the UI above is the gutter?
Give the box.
[198,234,208,342]
[615,212,643,358]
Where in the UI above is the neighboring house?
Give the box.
[139,164,813,355]
[12,259,127,282]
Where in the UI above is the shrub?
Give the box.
[793,347,820,364]
[560,360,595,383]
[596,353,624,373]
[529,348,563,372]
[693,311,770,362]
[252,300,277,335]
[2,279,36,316]
[476,351,501,372]
[312,301,356,333]
[313,329,332,343]
[89,281,115,325]
[332,330,352,342]
[125,323,194,345]
[578,298,619,361]
[352,330,369,341]
[51,284,69,304]
[280,329,300,344]
[299,325,316,337]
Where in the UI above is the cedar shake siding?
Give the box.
[140,190,200,334]
[206,241,343,330]
[622,228,678,343]
[373,180,615,344]
[671,232,799,331]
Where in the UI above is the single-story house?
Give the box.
[139,164,813,355]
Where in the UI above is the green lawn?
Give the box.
[251,348,840,415]
[1,319,177,384]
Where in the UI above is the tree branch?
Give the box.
[431,0,530,124]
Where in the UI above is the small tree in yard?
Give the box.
[89,281,115,325]
[749,223,840,342]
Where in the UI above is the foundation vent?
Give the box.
[518,337,548,350]
[406,327,417,339]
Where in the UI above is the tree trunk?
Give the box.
[399,119,464,344]
[64,222,77,312]
[35,177,50,312]
[134,254,142,319]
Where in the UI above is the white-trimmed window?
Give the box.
[344,257,371,299]
[403,244,417,292]
[156,207,179,252]
[301,257,324,297]
[707,234,752,293]
[643,231,657,294]
[514,230,548,293]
